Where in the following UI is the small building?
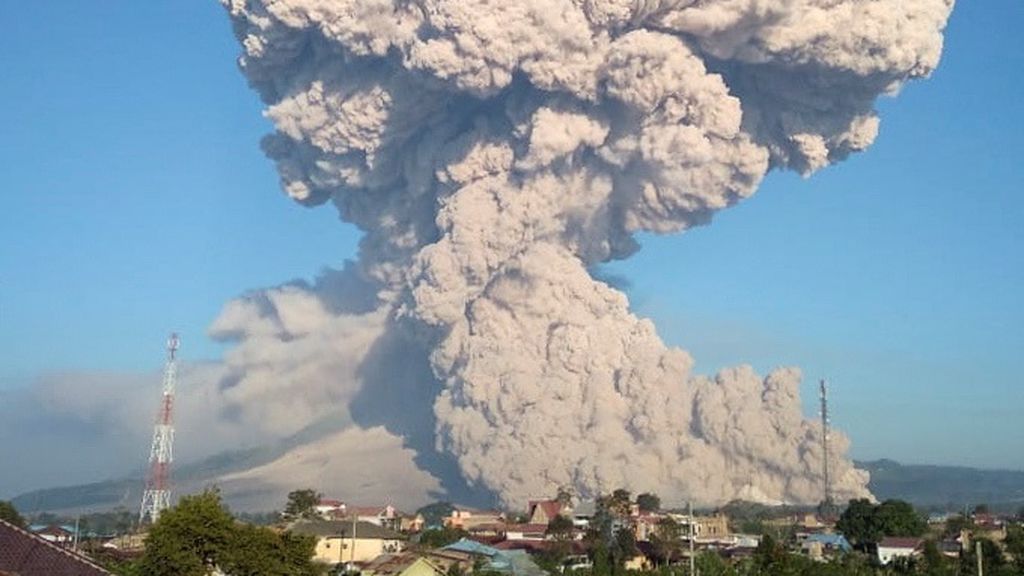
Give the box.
[800,533,852,560]
[570,501,596,530]
[30,524,76,546]
[526,500,567,525]
[316,499,347,519]
[877,537,924,565]
[0,519,111,576]
[348,505,404,531]
[363,554,446,576]
[504,524,548,542]
[442,538,546,576]
[290,519,405,566]
[445,507,505,531]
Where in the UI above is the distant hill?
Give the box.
[857,459,1024,512]
[13,455,1024,514]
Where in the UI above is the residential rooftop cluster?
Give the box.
[1,491,1022,576]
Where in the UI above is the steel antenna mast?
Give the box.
[820,379,834,512]
[139,333,179,524]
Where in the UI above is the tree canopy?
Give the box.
[0,500,26,529]
[284,488,322,520]
[137,489,319,576]
[836,499,925,546]
[636,493,661,513]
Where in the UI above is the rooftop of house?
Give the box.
[0,519,111,576]
[878,537,925,550]
[802,533,852,551]
[528,500,563,520]
[290,519,405,540]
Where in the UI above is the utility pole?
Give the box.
[688,501,696,576]
[976,540,983,576]
[350,512,358,570]
[139,333,179,525]
[820,379,835,516]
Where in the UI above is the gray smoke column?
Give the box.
[220,0,953,506]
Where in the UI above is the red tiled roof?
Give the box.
[878,537,924,550]
[529,500,565,521]
[0,519,111,576]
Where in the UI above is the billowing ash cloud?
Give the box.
[219,0,953,507]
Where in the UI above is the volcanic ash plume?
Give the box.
[220,0,953,506]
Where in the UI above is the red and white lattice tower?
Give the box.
[139,333,179,524]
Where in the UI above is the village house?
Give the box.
[347,505,404,531]
[291,519,405,566]
[799,533,852,561]
[504,523,548,542]
[526,500,568,525]
[570,501,597,530]
[29,523,77,546]
[876,537,924,565]
[316,498,347,519]
[445,506,505,531]
[362,553,447,576]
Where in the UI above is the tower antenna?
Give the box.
[139,333,179,524]
[820,379,835,516]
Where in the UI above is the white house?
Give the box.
[877,537,924,565]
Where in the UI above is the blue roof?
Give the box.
[805,533,852,551]
[443,538,503,559]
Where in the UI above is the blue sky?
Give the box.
[1,2,1021,471]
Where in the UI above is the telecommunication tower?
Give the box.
[139,333,179,524]
[819,379,835,513]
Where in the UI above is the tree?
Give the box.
[0,500,26,529]
[649,517,681,566]
[138,489,319,576]
[944,514,974,537]
[556,486,574,508]
[873,499,926,538]
[284,488,322,520]
[920,540,953,576]
[836,498,925,547]
[1003,524,1024,575]
[836,499,877,546]
[540,515,576,571]
[139,489,235,576]
[416,501,455,527]
[219,523,320,576]
[417,526,468,548]
[961,538,1009,576]
[597,489,632,520]
[636,493,661,513]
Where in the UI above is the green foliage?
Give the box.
[1004,524,1024,573]
[284,488,322,520]
[695,551,736,576]
[548,514,576,539]
[943,515,974,537]
[137,489,320,576]
[416,501,456,527]
[960,538,1010,576]
[637,493,661,513]
[836,499,925,546]
[0,500,26,528]
[219,523,320,576]
[649,517,682,566]
[417,526,468,548]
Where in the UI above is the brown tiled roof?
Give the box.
[878,537,924,550]
[505,524,549,533]
[290,519,405,540]
[0,519,111,576]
